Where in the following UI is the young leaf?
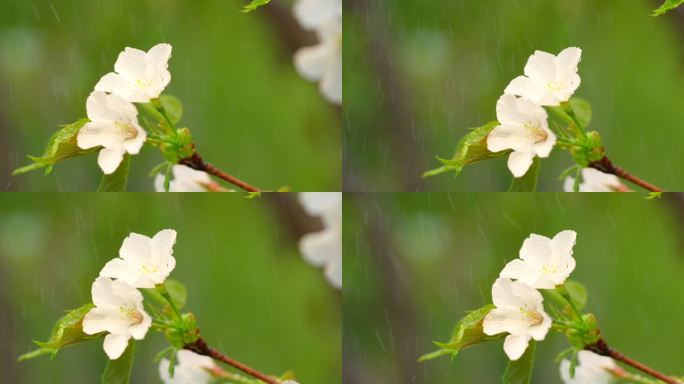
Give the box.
[423,122,508,178]
[243,0,271,13]
[159,94,183,125]
[419,304,503,361]
[564,280,588,311]
[653,0,684,16]
[509,158,540,192]
[502,340,536,384]
[568,98,592,128]
[18,304,99,361]
[12,119,96,175]
[97,155,131,192]
[101,340,135,384]
[164,279,187,310]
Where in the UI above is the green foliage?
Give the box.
[12,119,96,175]
[509,158,540,192]
[423,122,507,178]
[646,192,663,200]
[18,304,99,361]
[545,280,588,312]
[502,341,536,384]
[653,0,684,16]
[160,95,183,125]
[160,128,195,164]
[568,98,592,128]
[419,305,503,361]
[101,341,135,384]
[97,155,131,192]
[243,0,272,13]
[143,279,188,310]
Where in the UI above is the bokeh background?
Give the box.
[0,193,340,383]
[344,0,684,191]
[344,193,684,383]
[0,0,340,191]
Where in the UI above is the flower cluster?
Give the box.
[293,0,342,104]
[299,192,342,289]
[563,168,627,192]
[487,48,581,177]
[82,229,177,359]
[560,350,616,384]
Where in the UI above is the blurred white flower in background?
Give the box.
[505,47,582,106]
[95,43,172,103]
[154,165,217,192]
[159,350,216,384]
[282,380,301,384]
[500,230,577,289]
[487,94,556,177]
[100,229,177,288]
[299,192,342,289]
[82,276,151,359]
[293,0,342,104]
[560,350,617,384]
[563,168,626,192]
[77,91,146,174]
[483,277,552,361]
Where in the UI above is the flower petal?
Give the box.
[100,258,131,281]
[77,121,121,150]
[119,232,152,265]
[503,334,530,361]
[487,124,531,153]
[519,233,552,266]
[524,50,557,84]
[295,44,329,81]
[103,333,130,360]
[97,147,125,175]
[551,230,577,257]
[83,306,125,335]
[499,259,536,282]
[483,307,525,336]
[91,276,121,307]
[115,47,147,81]
[507,151,534,177]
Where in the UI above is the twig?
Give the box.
[586,338,680,384]
[180,152,261,192]
[589,156,663,192]
[186,337,280,384]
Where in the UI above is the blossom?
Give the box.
[500,230,577,289]
[483,277,552,360]
[154,165,214,192]
[299,192,342,289]
[487,94,556,177]
[100,229,177,288]
[560,351,617,384]
[95,43,172,103]
[294,0,341,30]
[77,91,147,174]
[504,47,582,106]
[82,276,151,359]
[282,381,300,384]
[563,168,625,192]
[159,350,216,384]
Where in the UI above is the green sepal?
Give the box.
[419,304,502,362]
[160,128,194,164]
[502,340,536,384]
[423,121,508,178]
[13,119,97,175]
[509,157,540,192]
[101,340,135,384]
[18,304,100,361]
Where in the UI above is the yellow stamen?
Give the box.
[520,307,544,326]
[120,306,143,325]
[115,121,139,140]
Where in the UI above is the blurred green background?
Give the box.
[344,193,684,383]
[344,0,684,191]
[0,0,340,191]
[0,193,340,383]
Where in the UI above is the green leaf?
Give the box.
[18,304,99,361]
[419,304,503,361]
[97,155,131,192]
[13,119,97,175]
[646,192,662,200]
[653,0,684,16]
[242,0,271,13]
[564,280,588,311]
[509,157,540,192]
[423,121,508,178]
[159,94,183,125]
[101,340,135,384]
[164,279,187,310]
[502,340,536,384]
[568,97,592,128]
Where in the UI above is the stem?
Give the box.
[185,337,280,384]
[586,338,680,384]
[589,156,663,192]
[179,152,261,192]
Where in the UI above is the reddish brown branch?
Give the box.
[180,152,261,192]
[585,338,680,384]
[589,156,663,192]
[186,337,280,384]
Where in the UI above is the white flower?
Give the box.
[500,230,577,289]
[159,350,216,384]
[95,43,172,103]
[560,351,617,384]
[82,276,151,360]
[299,192,342,289]
[504,47,582,106]
[483,277,552,361]
[154,165,213,192]
[282,381,300,384]
[564,168,624,192]
[293,0,342,104]
[100,229,177,288]
[77,91,147,174]
[487,94,556,177]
